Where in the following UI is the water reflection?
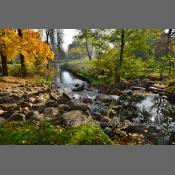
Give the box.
[57,70,87,89]
[56,69,119,100]
[118,92,175,144]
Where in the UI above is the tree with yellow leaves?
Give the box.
[0,29,19,75]
[0,29,55,76]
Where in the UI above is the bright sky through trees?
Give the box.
[63,29,77,51]
[38,29,77,51]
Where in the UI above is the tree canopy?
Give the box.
[0,29,54,76]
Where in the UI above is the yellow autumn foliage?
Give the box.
[0,29,19,59]
[0,29,55,65]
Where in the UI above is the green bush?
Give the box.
[0,121,113,145]
[91,56,145,82]
[91,57,116,84]
[62,55,147,85]
[33,68,56,85]
[8,64,22,77]
[122,56,145,78]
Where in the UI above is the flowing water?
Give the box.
[56,68,175,144]
[56,69,118,100]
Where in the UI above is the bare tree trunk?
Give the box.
[46,57,49,70]
[85,38,92,61]
[116,29,125,82]
[50,29,56,51]
[20,54,27,77]
[17,29,27,77]
[56,29,66,60]
[46,29,50,44]
[169,64,172,77]
[168,63,172,83]
[0,51,8,76]
[167,29,172,81]
[160,69,163,78]
[45,29,51,70]
[160,63,164,78]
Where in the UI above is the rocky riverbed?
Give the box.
[56,70,175,145]
[0,78,175,145]
[1,67,175,145]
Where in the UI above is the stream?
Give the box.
[55,67,175,144]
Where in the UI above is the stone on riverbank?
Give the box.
[26,111,44,122]
[32,103,46,113]
[43,107,59,118]
[67,100,91,113]
[8,112,25,122]
[58,104,71,112]
[59,110,91,127]
[0,117,6,125]
[0,103,20,111]
[95,94,113,102]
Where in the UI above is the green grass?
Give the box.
[8,63,56,85]
[0,121,113,145]
[61,58,114,85]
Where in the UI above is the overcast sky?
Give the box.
[38,29,78,51]
[63,29,78,50]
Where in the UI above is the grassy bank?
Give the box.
[61,58,113,85]
[62,58,175,92]
[0,63,57,90]
[9,63,57,85]
[0,121,113,145]
[61,58,93,82]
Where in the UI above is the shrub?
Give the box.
[122,56,145,78]
[62,55,146,84]
[8,64,22,77]
[91,57,116,84]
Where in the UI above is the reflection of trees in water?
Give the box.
[150,96,175,127]
[140,108,151,123]
[120,93,145,106]
[150,96,168,125]
[135,95,175,127]
[120,94,145,109]
[119,93,145,118]
[119,92,175,144]
[147,95,175,143]
[120,93,175,124]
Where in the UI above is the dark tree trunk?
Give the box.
[169,64,172,76]
[85,38,92,61]
[49,29,56,51]
[116,29,125,82]
[167,29,172,80]
[46,32,49,44]
[160,67,164,77]
[17,29,27,77]
[168,63,172,82]
[46,57,49,70]
[0,52,8,76]
[45,29,51,70]
[20,54,27,77]
[56,29,65,60]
